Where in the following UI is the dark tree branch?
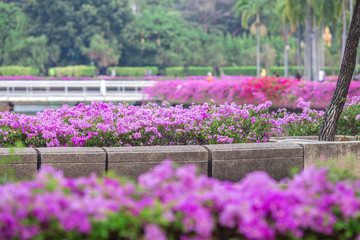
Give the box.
[319,0,360,141]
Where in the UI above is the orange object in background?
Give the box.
[206,72,213,82]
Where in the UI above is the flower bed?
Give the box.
[0,75,228,81]
[143,77,360,109]
[1,160,360,240]
[1,97,360,147]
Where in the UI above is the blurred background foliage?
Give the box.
[0,0,353,77]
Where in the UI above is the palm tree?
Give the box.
[276,0,306,77]
[234,0,270,77]
[304,0,340,80]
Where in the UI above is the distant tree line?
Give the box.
[0,0,355,78]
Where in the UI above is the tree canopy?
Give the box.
[0,0,355,75]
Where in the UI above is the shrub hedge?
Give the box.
[221,66,258,76]
[109,66,158,77]
[166,66,213,76]
[51,65,95,77]
[188,66,213,75]
[0,65,343,77]
[221,66,341,76]
[0,66,39,76]
[165,67,185,76]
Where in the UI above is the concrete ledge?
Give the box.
[105,146,208,179]
[37,147,106,177]
[270,135,359,142]
[206,143,303,181]
[299,141,360,175]
[0,148,37,180]
[1,138,360,181]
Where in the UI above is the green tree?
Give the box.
[0,2,48,73]
[121,4,206,68]
[23,0,133,66]
[234,0,272,77]
[0,2,27,64]
[3,35,48,73]
[82,34,120,68]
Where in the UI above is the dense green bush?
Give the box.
[110,66,158,77]
[52,65,95,77]
[187,66,213,75]
[324,66,340,75]
[220,66,337,77]
[166,67,184,76]
[268,66,304,76]
[221,66,257,76]
[0,66,39,76]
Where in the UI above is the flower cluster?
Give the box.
[144,77,360,109]
[2,96,360,147]
[0,101,275,147]
[1,161,360,240]
[0,75,222,81]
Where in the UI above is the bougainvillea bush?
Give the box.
[2,161,360,240]
[1,97,360,147]
[143,77,360,109]
[0,101,277,147]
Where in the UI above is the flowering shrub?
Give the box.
[2,97,360,147]
[1,161,360,240]
[338,96,360,136]
[0,75,236,81]
[273,102,325,137]
[0,101,276,147]
[144,77,360,109]
[276,96,360,137]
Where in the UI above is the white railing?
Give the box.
[0,80,155,102]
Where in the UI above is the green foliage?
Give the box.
[3,35,49,73]
[0,0,350,75]
[166,67,185,76]
[222,66,258,75]
[269,66,303,76]
[0,2,49,73]
[0,141,25,184]
[0,66,39,76]
[110,66,158,77]
[82,34,120,68]
[324,66,340,76]
[23,0,133,66]
[338,103,360,136]
[188,67,213,76]
[280,109,322,136]
[316,156,357,182]
[52,65,95,77]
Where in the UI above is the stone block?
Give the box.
[37,147,106,177]
[0,148,37,180]
[270,136,319,142]
[105,146,208,180]
[299,141,360,175]
[206,143,303,182]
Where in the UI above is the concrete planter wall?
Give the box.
[1,138,360,181]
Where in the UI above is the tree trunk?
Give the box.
[319,0,360,141]
[341,0,347,61]
[256,13,261,77]
[322,23,325,69]
[298,23,302,74]
[350,0,358,74]
[312,20,318,81]
[284,26,289,77]
[305,3,312,80]
[356,50,359,74]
